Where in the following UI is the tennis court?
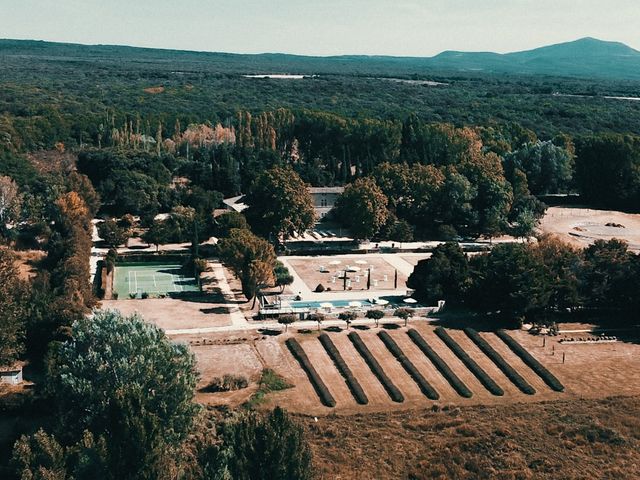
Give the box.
[114,262,199,298]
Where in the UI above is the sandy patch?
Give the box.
[540,206,640,251]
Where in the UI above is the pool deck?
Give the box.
[278,253,414,302]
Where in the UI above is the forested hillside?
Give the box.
[2,39,640,247]
[2,38,640,155]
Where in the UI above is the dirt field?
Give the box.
[287,255,409,293]
[300,396,640,479]
[12,249,45,280]
[100,296,233,330]
[189,322,640,416]
[540,206,640,251]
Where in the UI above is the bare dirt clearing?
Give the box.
[540,206,640,250]
[101,297,233,330]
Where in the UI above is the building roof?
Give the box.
[0,363,23,374]
[222,195,249,212]
[308,187,345,194]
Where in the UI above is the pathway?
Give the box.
[380,253,416,278]
[210,262,247,329]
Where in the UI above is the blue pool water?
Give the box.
[289,296,410,309]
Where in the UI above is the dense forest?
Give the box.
[1,38,640,479]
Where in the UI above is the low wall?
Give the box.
[116,252,189,264]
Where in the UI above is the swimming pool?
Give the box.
[289,296,411,309]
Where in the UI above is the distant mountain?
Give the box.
[2,37,640,80]
[428,38,640,78]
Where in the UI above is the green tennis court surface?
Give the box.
[114,263,199,298]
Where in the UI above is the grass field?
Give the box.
[114,262,199,298]
[300,396,640,479]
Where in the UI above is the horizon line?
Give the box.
[1,35,634,60]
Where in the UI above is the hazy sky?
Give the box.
[2,0,639,56]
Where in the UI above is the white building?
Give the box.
[222,194,249,213]
[223,186,344,220]
[0,364,23,385]
[308,186,344,219]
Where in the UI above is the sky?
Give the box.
[1,0,639,57]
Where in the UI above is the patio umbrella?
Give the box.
[376,299,389,305]
[348,301,362,307]
[320,302,333,309]
[403,297,418,304]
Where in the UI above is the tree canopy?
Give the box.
[245,165,316,242]
[44,310,200,480]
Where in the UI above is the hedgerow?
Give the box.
[434,327,504,396]
[463,328,536,395]
[286,338,336,407]
[319,334,368,405]
[407,329,472,398]
[347,332,404,403]
[496,330,565,392]
[377,331,439,400]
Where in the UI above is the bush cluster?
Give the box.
[496,330,564,392]
[434,327,504,396]
[285,338,336,407]
[318,334,368,405]
[347,332,404,403]
[377,331,439,400]
[407,329,472,398]
[201,374,249,393]
[463,328,535,395]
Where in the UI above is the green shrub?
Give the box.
[319,334,368,405]
[286,338,335,407]
[408,329,472,398]
[434,327,504,396]
[348,332,404,403]
[338,311,358,321]
[496,330,564,392]
[278,315,297,331]
[464,328,535,395]
[245,369,293,408]
[378,331,439,400]
[201,374,249,392]
[365,310,384,319]
[259,368,293,392]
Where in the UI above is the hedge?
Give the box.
[434,327,504,396]
[286,338,336,407]
[407,329,473,398]
[319,334,369,405]
[348,332,404,403]
[377,331,439,400]
[463,328,536,395]
[496,330,565,392]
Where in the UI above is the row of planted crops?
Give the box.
[286,327,564,408]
